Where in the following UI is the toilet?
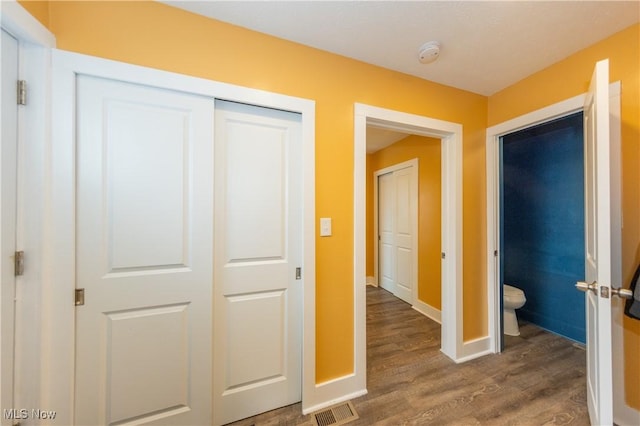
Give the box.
[503,284,526,336]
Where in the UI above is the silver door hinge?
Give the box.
[14,251,24,276]
[17,80,27,105]
[295,267,302,280]
[75,288,85,306]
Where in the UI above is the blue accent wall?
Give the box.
[501,112,585,343]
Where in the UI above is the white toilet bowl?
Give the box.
[503,284,526,336]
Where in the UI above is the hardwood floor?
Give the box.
[227,286,588,425]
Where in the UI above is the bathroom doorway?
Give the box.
[499,112,586,349]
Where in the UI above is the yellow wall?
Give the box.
[34,0,488,383]
[489,23,640,410]
[17,0,49,27]
[17,1,638,407]
[366,135,442,308]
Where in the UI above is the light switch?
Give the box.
[320,218,332,237]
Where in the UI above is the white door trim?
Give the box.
[355,104,464,372]
[0,1,54,421]
[373,158,419,304]
[1,29,19,424]
[48,49,316,424]
[0,0,56,47]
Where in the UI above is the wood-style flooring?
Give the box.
[227,286,588,425]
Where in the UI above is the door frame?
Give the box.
[485,83,621,353]
[0,1,54,421]
[47,49,316,424]
[0,28,19,424]
[355,104,464,371]
[373,158,419,305]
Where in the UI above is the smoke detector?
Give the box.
[418,41,441,64]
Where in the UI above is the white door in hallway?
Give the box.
[580,58,615,426]
[378,172,395,293]
[377,162,416,304]
[1,29,19,421]
[74,75,214,425]
[392,166,415,303]
[213,100,303,425]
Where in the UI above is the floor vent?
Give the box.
[312,401,359,426]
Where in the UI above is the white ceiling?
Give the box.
[163,0,639,153]
[366,126,411,153]
[163,0,639,97]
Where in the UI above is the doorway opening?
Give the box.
[354,103,464,387]
[486,82,622,355]
[368,133,441,321]
[499,111,586,349]
[487,96,585,353]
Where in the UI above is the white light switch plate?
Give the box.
[320,218,332,237]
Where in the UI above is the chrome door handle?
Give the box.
[611,287,633,300]
[576,281,597,294]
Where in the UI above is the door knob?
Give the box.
[611,287,633,300]
[576,281,597,294]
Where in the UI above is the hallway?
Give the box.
[229,286,588,425]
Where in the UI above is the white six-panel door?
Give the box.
[74,75,214,425]
[213,100,303,425]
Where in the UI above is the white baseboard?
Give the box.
[303,388,368,415]
[412,300,441,324]
[615,406,640,426]
[366,276,376,286]
[453,336,492,363]
[302,373,367,415]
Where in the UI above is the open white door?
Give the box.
[577,58,614,425]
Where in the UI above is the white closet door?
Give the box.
[378,172,395,293]
[213,100,303,425]
[377,164,416,304]
[74,75,214,425]
[393,167,414,303]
